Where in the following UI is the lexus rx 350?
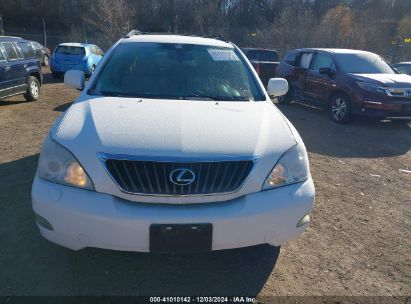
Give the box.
[32,32,315,253]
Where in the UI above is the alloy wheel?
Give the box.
[331,97,347,121]
[31,81,39,98]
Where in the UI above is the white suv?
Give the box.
[32,32,315,253]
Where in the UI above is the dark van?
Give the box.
[0,36,42,101]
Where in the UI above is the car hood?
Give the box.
[52,96,297,203]
[351,73,411,87]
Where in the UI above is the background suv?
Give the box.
[276,48,411,123]
[50,43,103,78]
[0,36,42,101]
[29,40,51,66]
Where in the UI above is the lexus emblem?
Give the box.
[169,168,196,186]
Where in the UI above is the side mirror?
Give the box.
[319,67,335,76]
[267,78,289,97]
[64,70,85,91]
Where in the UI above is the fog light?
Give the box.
[297,213,310,227]
[35,213,54,231]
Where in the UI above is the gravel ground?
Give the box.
[0,68,410,299]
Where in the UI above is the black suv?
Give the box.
[0,36,42,101]
[29,40,51,66]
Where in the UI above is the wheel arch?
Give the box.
[327,89,351,105]
[30,72,42,86]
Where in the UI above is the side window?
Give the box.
[17,41,35,59]
[311,53,333,71]
[0,47,6,61]
[2,42,21,60]
[396,65,411,74]
[284,52,297,66]
[300,52,313,69]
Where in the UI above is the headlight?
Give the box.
[262,144,309,190]
[357,82,388,95]
[37,135,94,190]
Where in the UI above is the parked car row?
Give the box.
[1,35,410,124]
[0,36,105,101]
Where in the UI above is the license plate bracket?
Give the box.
[149,223,212,253]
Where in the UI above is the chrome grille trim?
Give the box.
[98,153,258,197]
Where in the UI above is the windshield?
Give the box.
[90,42,264,101]
[55,46,85,55]
[334,53,395,74]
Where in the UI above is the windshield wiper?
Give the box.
[96,91,251,101]
[182,95,251,101]
[181,95,216,101]
[99,91,134,97]
[98,91,184,99]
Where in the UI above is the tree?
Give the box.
[397,15,411,37]
[315,5,358,48]
[87,0,136,48]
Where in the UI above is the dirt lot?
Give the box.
[0,68,410,299]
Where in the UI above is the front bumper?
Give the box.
[32,176,315,252]
[50,63,89,74]
[353,91,411,119]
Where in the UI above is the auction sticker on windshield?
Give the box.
[208,48,240,61]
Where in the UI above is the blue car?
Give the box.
[50,43,103,78]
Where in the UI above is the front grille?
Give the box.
[104,158,254,195]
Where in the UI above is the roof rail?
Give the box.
[124,30,142,38]
[184,33,227,42]
[123,30,228,42]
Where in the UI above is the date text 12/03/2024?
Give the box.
[149,296,256,303]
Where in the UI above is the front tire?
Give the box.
[42,55,49,66]
[86,65,96,79]
[24,76,40,102]
[329,92,352,124]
